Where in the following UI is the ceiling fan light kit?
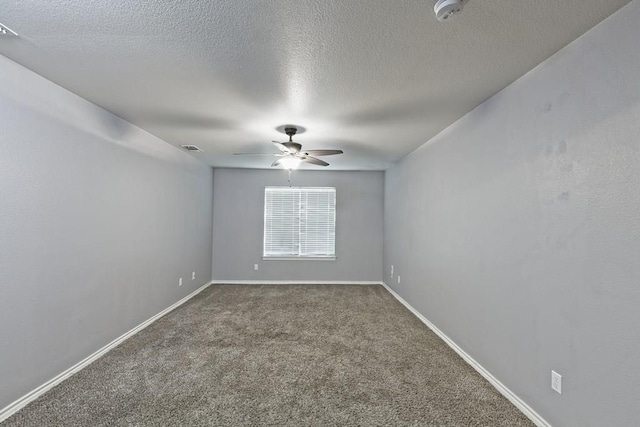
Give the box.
[276,157,302,170]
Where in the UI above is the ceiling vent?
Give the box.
[0,22,18,36]
[180,144,203,152]
[434,0,468,21]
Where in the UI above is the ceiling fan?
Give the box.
[234,126,343,169]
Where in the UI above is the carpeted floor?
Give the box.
[3,284,534,426]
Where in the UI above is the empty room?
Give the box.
[1,1,639,426]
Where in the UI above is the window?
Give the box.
[264,187,336,259]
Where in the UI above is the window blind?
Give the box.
[264,187,336,258]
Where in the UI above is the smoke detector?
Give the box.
[434,0,467,21]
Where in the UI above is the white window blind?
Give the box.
[264,187,336,259]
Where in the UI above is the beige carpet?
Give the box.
[3,284,533,426]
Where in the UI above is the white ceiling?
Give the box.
[0,0,631,170]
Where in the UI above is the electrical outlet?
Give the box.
[551,370,562,394]
[397,275,401,284]
[254,264,259,271]
[178,277,183,287]
[192,272,196,280]
[390,265,394,278]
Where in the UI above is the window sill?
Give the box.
[262,256,336,261]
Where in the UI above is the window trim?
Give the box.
[263,186,336,260]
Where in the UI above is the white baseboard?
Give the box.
[380,282,551,427]
[211,280,384,285]
[0,281,213,423]
[2,280,546,425]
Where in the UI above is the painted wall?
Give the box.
[0,56,213,409]
[384,2,640,426]
[212,168,383,282]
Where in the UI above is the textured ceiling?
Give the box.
[0,0,631,170]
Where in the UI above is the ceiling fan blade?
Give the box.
[233,153,280,155]
[273,141,290,153]
[302,149,343,156]
[271,159,284,167]
[301,156,329,167]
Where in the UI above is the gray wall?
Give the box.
[384,2,640,426]
[0,56,213,409]
[212,168,383,282]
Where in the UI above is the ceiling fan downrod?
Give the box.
[284,127,297,142]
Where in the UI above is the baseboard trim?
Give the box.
[2,280,546,425]
[0,281,214,423]
[380,282,551,427]
[212,280,384,285]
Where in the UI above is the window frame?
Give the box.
[263,186,337,261]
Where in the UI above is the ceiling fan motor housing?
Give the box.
[283,142,302,153]
[282,127,302,152]
[434,0,467,21]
